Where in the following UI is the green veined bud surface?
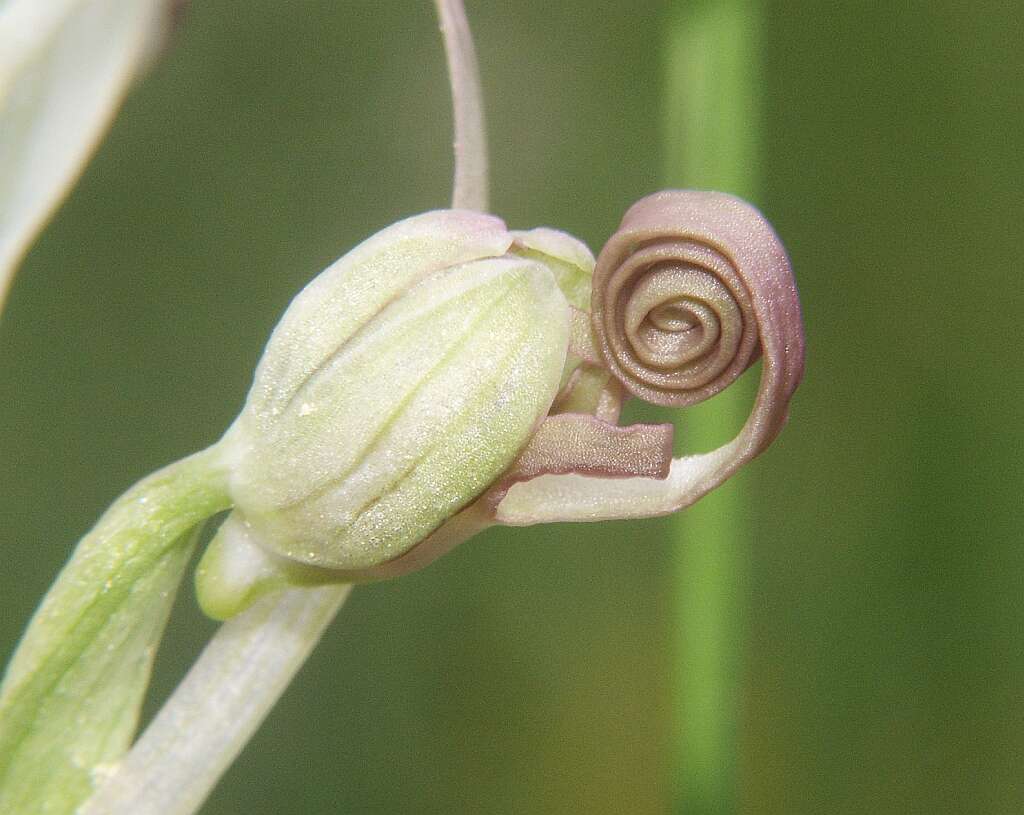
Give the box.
[218,210,578,576]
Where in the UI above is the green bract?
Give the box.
[194,211,592,616]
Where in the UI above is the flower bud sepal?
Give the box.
[192,210,600,619]
[195,503,494,621]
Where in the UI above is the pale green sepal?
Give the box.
[510,228,595,386]
[195,514,285,622]
[248,209,513,418]
[510,227,594,311]
[195,513,335,621]
[226,256,570,571]
[0,448,230,815]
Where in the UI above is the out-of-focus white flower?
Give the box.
[0,0,171,313]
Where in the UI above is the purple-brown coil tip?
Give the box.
[483,190,806,526]
[592,189,804,451]
[491,189,802,528]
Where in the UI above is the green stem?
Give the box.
[663,1,762,813]
[0,446,231,815]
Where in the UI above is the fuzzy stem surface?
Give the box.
[79,583,352,815]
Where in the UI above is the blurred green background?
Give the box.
[2,1,1022,813]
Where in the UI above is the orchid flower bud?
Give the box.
[196,210,592,618]
[196,191,804,621]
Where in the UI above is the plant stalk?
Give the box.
[663,0,762,812]
[435,0,488,212]
[79,583,352,815]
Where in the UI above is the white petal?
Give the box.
[0,0,166,312]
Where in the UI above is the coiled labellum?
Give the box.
[493,190,804,524]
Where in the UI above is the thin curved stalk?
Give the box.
[434,0,489,211]
[79,584,351,815]
[663,0,763,813]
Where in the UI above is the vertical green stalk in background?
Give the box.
[663,1,762,813]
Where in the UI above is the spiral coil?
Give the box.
[591,189,803,424]
[493,190,804,526]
